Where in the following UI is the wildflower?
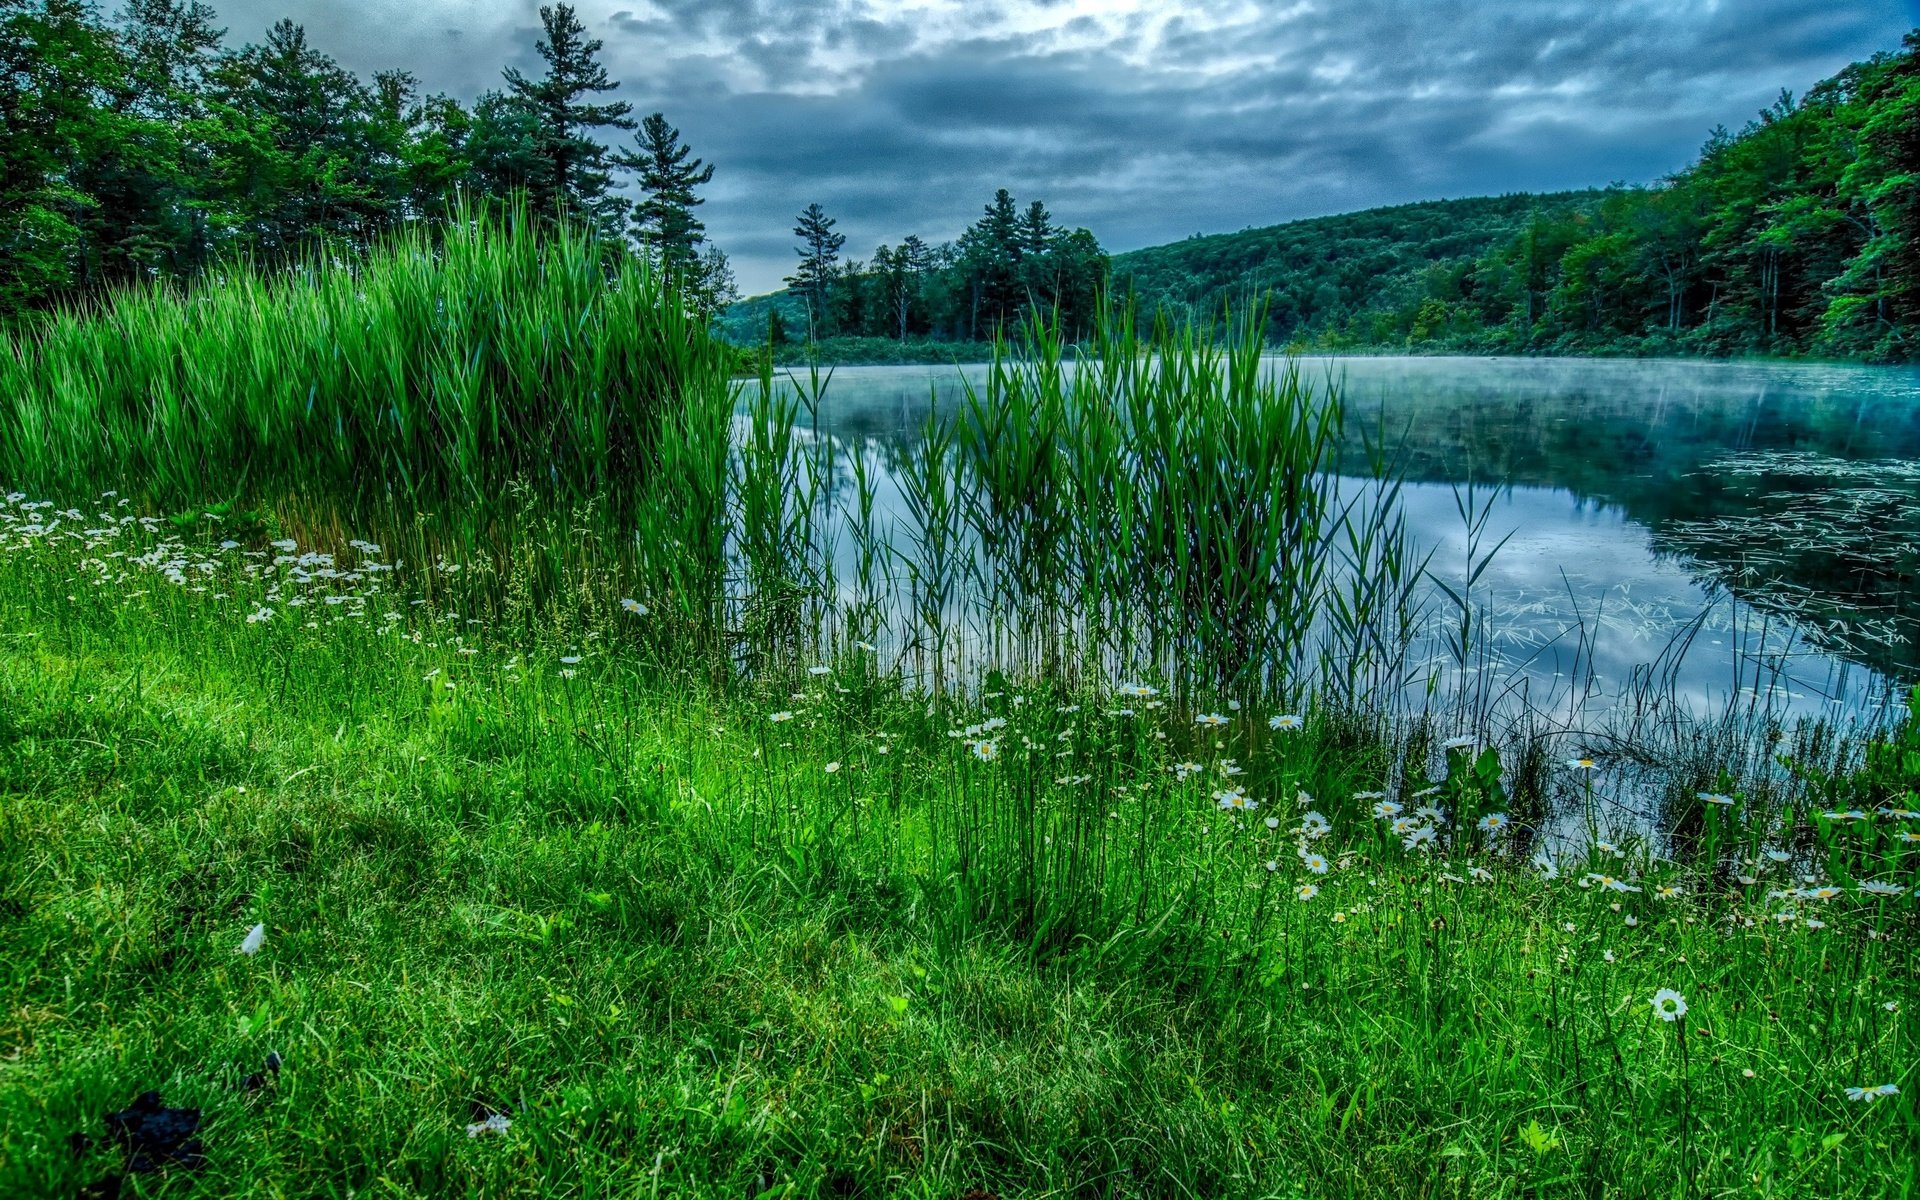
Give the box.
[1879,807,1920,819]
[769,711,794,723]
[1227,699,1242,711]
[1845,1084,1900,1102]
[246,605,274,623]
[559,655,582,665]
[1195,712,1230,728]
[1858,880,1903,897]
[237,924,265,956]
[1603,950,1616,963]
[855,640,877,652]
[1649,988,1688,1022]
[1296,883,1319,901]
[270,539,297,552]
[1173,761,1202,781]
[1264,816,1281,830]
[1804,918,1826,929]
[1654,885,1682,899]
[1117,683,1159,699]
[1299,811,1331,839]
[1415,804,1446,826]
[1885,1002,1900,1013]
[1562,921,1576,933]
[1568,757,1598,771]
[1266,860,1279,872]
[1764,849,1790,863]
[620,598,647,615]
[1624,914,1639,927]
[1469,866,1493,883]
[1332,911,1347,923]
[1268,713,1303,731]
[1214,788,1256,811]
[1402,826,1437,851]
[807,665,831,676]
[1390,816,1419,835]
[1531,850,1559,880]
[1799,886,1841,901]
[1442,734,1477,750]
[1821,809,1867,822]
[1901,831,1920,844]
[972,741,997,763]
[1477,812,1509,834]
[1372,799,1403,820]
[467,1113,513,1137]
[1698,792,1736,806]
[825,761,842,774]
[1301,851,1329,875]
[1352,790,1386,801]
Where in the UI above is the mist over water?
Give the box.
[770,355,1920,722]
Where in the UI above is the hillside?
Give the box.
[716,191,1605,353]
[1109,191,1608,338]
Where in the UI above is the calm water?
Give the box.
[776,356,1920,720]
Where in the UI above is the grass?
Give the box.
[1,220,1915,1197]
[0,493,1915,1199]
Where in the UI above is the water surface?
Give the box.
[779,356,1920,720]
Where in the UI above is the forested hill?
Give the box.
[1118,31,1920,362]
[1110,192,1606,341]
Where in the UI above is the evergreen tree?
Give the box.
[785,202,845,337]
[501,3,633,224]
[0,0,123,312]
[960,188,1023,336]
[208,20,386,255]
[613,112,713,274]
[465,89,543,198]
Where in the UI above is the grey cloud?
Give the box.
[208,0,1914,292]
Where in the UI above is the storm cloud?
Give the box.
[205,0,1916,292]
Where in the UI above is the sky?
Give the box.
[208,0,1919,294]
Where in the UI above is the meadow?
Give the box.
[0,209,1915,1198]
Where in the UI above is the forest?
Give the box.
[1118,33,1920,362]
[3,1,1914,362]
[0,0,1110,347]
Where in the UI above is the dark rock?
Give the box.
[102,1091,206,1173]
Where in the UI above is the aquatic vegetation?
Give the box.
[2,243,1916,1196]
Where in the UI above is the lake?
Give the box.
[775,355,1920,723]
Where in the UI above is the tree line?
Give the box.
[0,0,1113,344]
[1122,32,1919,362]
[0,0,734,318]
[778,189,1109,343]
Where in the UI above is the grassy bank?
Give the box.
[2,216,1916,1197]
[0,495,1916,1198]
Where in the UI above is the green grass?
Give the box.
[1,218,1915,1197]
[1,494,1915,1199]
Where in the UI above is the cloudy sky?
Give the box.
[211,0,1917,293]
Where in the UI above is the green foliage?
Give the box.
[0,508,1914,1197]
[1114,32,1920,363]
[748,189,1111,347]
[0,198,736,513]
[1114,191,1608,343]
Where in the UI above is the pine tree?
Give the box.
[785,202,845,337]
[960,188,1023,336]
[501,4,632,224]
[613,112,713,274]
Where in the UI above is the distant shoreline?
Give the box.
[734,337,1908,372]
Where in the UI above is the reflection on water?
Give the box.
[769,356,1920,719]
